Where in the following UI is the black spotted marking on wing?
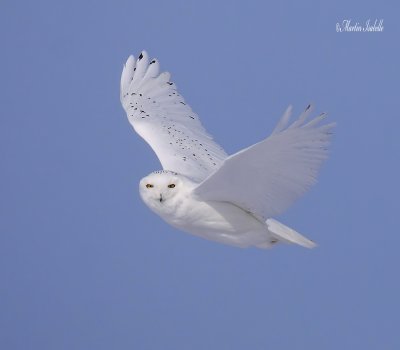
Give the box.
[121,51,227,176]
[125,74,199,125]
[157,119,221,169]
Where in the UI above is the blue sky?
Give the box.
[1,1,399,349]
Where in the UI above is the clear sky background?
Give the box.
[1,1,399,349]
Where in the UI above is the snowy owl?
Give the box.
[120,51,334,249]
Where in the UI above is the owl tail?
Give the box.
[263,218,317,249]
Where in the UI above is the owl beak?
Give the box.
[159,194,163,203]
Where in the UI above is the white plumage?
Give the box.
[120,51,226,182]
[121,51,335,249]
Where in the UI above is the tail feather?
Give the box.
[266,218,317,248]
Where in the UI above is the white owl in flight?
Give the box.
[120,51,335,249]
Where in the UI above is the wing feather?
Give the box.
[121,51,227,181]
[120,55,136,97]
[193,106,335,219]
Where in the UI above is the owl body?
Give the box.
[139,171,275,248]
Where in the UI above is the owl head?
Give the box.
[139,170,192,209]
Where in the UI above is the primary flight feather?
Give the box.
[120,50,335,249]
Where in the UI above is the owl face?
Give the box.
[139,171,182,205]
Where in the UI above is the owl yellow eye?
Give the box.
[146,184,153,188]
[168,184,176,188]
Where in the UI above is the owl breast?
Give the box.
[156,193,266,237]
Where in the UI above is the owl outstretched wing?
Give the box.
[193,105,335,220]
[120,51,227,181]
